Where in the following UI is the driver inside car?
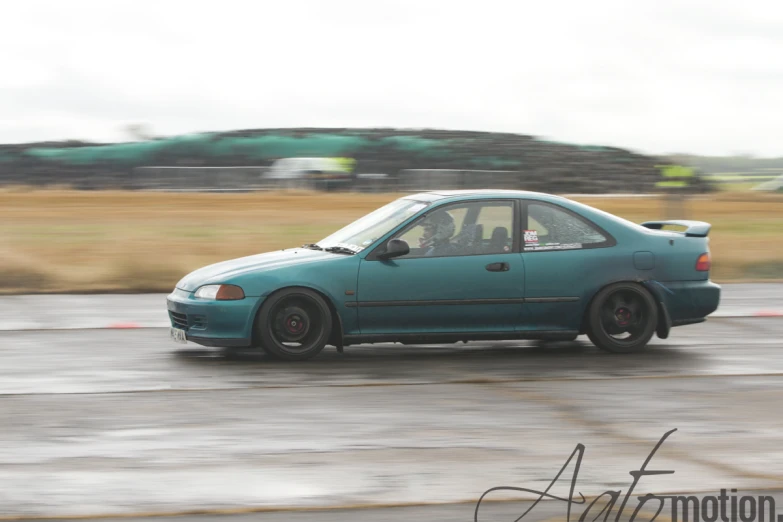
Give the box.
[418,210,457,257]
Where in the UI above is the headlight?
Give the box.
[194,284,245,300]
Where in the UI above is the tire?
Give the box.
[586,282,658,354]
[254,288,333,361]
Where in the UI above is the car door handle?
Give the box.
[485,262,509,272]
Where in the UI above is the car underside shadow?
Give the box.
[170,340,706,382]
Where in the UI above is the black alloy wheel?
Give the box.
[587,282,658,353]
[255,288,333,361]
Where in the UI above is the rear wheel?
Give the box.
[254,288,333,361]
[587,282,658,354]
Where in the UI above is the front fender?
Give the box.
[228,261,360,335]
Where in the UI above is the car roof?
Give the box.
[411,189,563,200]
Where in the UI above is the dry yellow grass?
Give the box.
[1,188,781,293]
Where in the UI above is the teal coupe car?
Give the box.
[167,190,720,360]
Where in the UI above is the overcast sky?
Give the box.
[2,0,782,156]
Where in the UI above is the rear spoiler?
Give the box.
[640,220,711,237]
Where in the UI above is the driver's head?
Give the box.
[419,210,455,247]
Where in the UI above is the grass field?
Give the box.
[1,188,782,293]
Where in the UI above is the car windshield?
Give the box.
[317,198,430,252]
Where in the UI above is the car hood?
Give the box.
[175,248,338,292]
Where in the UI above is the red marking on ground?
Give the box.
[108,322,142,329]
[754,310,783,317]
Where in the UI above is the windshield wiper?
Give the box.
[301,243,323,250]
[323,246,358,255]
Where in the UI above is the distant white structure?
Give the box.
[265,157,353,180]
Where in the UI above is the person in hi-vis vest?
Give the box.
[655,164,694,220]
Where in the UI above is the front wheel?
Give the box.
[254,288,333,361]
[586,283,658,354]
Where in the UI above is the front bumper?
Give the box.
[166,288,260,348]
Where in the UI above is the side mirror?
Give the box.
[378,238,410,260]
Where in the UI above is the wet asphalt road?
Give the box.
[1,316,783,520]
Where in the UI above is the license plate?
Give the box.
[170,327,187,344]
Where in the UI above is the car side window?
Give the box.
[394,201,515,259]
[524,203,609,251]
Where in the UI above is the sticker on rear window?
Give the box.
[524,230,539,244]
[527,243,582,251]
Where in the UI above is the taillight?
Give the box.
[696,253,711,271]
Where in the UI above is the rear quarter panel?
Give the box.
[644,231,711,282]
[588,221,719,322]
[642,231,719,321]
[536,198,720,328]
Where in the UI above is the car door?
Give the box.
[519,200,618,331]
[356,199,524,334]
